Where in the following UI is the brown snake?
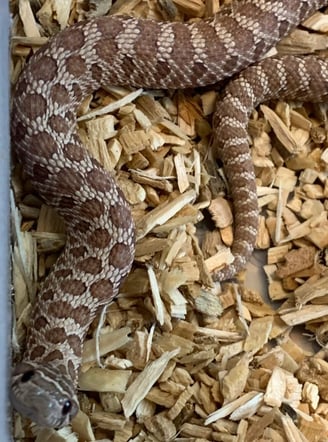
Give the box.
[11,0,328,429]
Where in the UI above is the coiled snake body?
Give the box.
[11,0,328,428]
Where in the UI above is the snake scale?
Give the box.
[11,0,328,429]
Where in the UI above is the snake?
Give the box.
[10,0,328,429]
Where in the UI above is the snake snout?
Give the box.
[11,362,79,428]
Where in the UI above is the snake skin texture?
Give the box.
[212,54,328,280]
[11,0,328,429]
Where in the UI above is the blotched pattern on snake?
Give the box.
[11,0,328,428]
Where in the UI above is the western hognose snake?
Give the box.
[11,0,328,428]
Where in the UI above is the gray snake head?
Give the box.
[11,362,79,428]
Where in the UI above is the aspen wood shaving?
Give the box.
[121,349,180,418]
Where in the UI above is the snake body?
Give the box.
[11,0,328,428]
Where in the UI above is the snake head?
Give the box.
[11,361,79,428]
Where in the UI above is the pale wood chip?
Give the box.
[280,412,308,442]
[264,366,301,408]
[78,89,144,121]
[19,0,41,37]
[204,247,234,273]
[167,385,196,420]
[230,392,264,421]
[147,264,165,325]
[136,189,197,239]
[280,305,328,326]
[267,244,291,264]
[143,412,177,440]
[173,0,205,16]
[70,411,94,441]
[294,275,328,306]
[38,0,71,30]
[278,28,328,54]
[119,129,151,155]
[122,349,180,418]
[89,411,126,430]
[82,327,131,363]
[303,381,320,411]
[222,354,251,402]
[303,11,328,32]
[208,197,233,229]
[205,392,262,425]
[244,316,273,353]
[174,153,190,193]
[261,105,298,154]
[34,426,78,442]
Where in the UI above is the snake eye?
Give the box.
[62,400,72,416]
[21,370,35,383]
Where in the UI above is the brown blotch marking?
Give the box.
[59,278,86,297]
[71,219,91,235]
[109,243,133,269]
[191,21,225,74]
[70,305,91,327]
[67,334,82,357]
[96,16,124,39]
[91,64,104,83]
[33,164,50,182]
[154,60,171,82]
[47,301,72,318]
[70,245,88,258]
[108,204,132,230]
[56,168,84,193]
[42,289,55,302]
[21,94,47,120]
[237,3,279,42]
[87,168,112,190]
[56,27,85,52]
[46,301,91,329]
[66,55,87,77]
[30,55,58,82]
[34,315,48,329]
[71,83,83,101]
[67,360,75,381]
[76,257,102,275]
[11,121,27,145]
[117,57,136,79]
[45,327,67,344]
[93,16,123,59]
[30,345,46,359]
[168,23,194,79]
[56,364,68,376]
[89,227,111,249]
[50,83,71,106]
[54,268,73,279]
[58,195,77,211]
[15,77,28,98]
[133,19,162,66]
[81,198,105,218]
[47,301,72,319]
[29,132,56,159]
[90,279,114,302]
[48,115,70,134]
[64,142,86,162]
[27,336,36,347]
[44,350,64,362]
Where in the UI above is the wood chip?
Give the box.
[121,349,180,418]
